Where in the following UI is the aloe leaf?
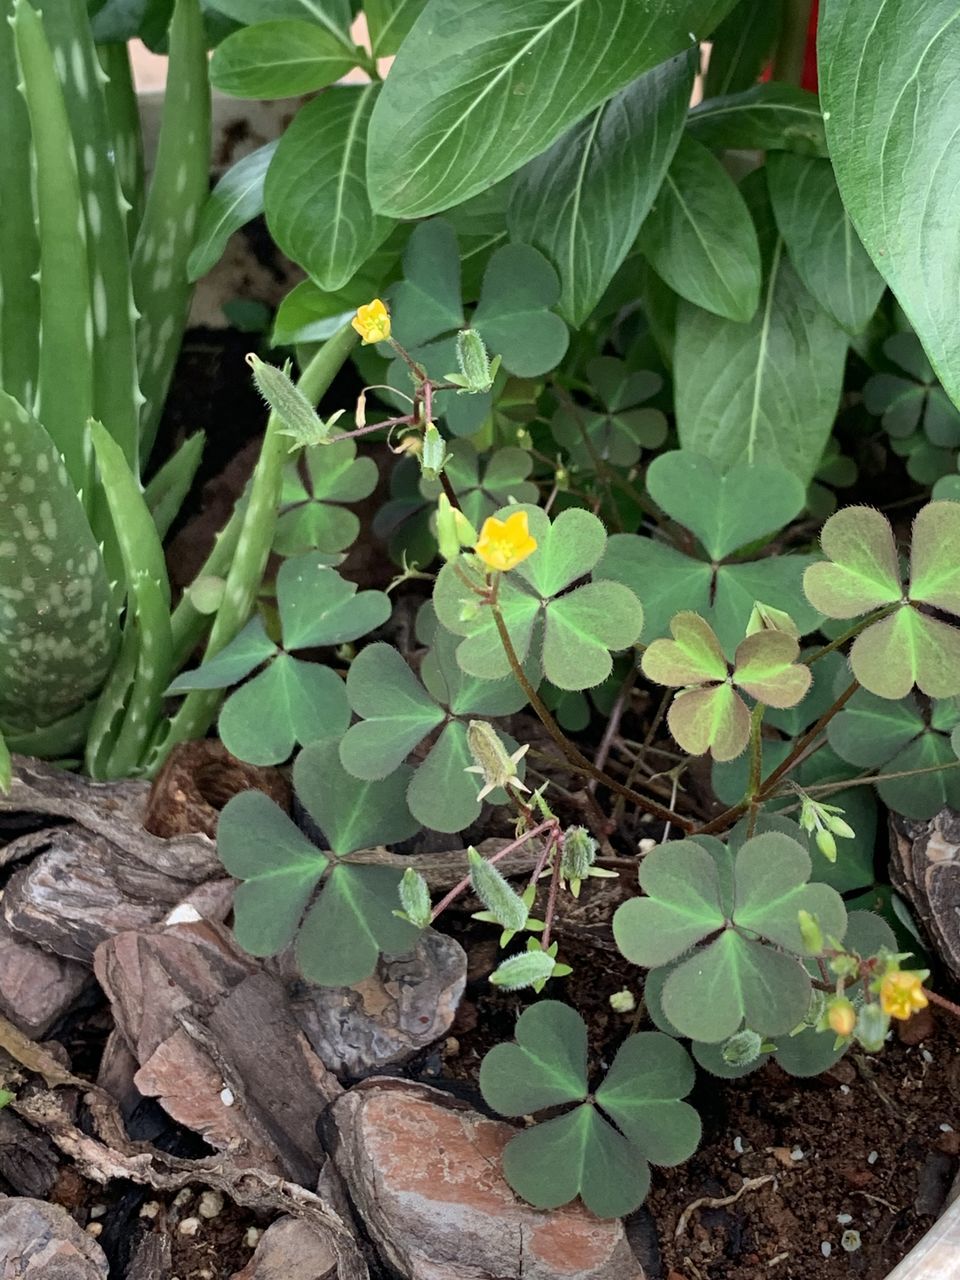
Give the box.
[132,0,211,459]
[12,0,93,494]
[97,41,145,239]
[143,431,204,540]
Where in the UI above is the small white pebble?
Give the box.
[244,1227,262,1249]
[140,1201,160,1220]
[165,903,202,925]
[197,1271,214,1279]
[867,1150,879,1165]
[178,1217,201,1238]
[790,1146,804,1161]
[220,1086,235,1107]
[842,1229,862,1253]
[198,1191,223,1220]
[922,1049,934,1064]
[837,1212,853,1225]
[85,1223,103,1238]
[89,1204,106,1220]
[638,838,657,855]
[821,1241,832,1257]
[840,1084,851,1094]
[940,1123,954,1133]
[734,1136,744,1154]
[172,1189,192,1210]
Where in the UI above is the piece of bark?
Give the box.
[230,1215,337,1280]
[0,1109,60,1197]
[890,809,960,981]
[126,1233,172,1280]
[0,1196,108,1278]
[0,915,93,1037]
[144,740,290,839]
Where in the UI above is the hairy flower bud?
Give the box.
[464,721,530,802]
[722,1029,763,1067]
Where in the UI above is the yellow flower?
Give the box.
[352,298,391,344]
[474,511,537,572]
[879,970,929,1021]
[827,997,856,1038]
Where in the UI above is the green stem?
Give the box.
[803,607,898,666]
[772,0,814,86]
[489,603,693,831]
[151,323,358,769]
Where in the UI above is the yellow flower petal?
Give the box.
[475,511,537,572]
[879,970,929,1020]
[352,298,391,345]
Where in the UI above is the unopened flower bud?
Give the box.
[609,989,636,1014]
[827,997,856,1038]
[464,721,530,802]
[798,909,824,955]
[855,1002,890,1052]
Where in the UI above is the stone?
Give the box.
[0,917,92,1037]
[330,1080,644,1280]
[229,1216,337,1280]
[277,930,467,1076]
[0,1196,108,1279]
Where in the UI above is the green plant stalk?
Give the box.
[39,0,141,474]
[772,0,813,86]
[132,0,210,460]
[802,606,898,665]
[97,40,145,241]
[488,600,694,831]
[168,500,246,671]
[13,0,93,497]
[0,0,39,406]
[696,679,860,835]
[154,322,359,767]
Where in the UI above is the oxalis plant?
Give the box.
[8,0,960,1228]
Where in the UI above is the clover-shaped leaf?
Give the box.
[551,357,667,469]
[865,333,960,447]
[614,833,846,1042]
[274,438,379,556]
[479,1002,699,1217]
[433,505,643,690]
[339,639,528,833]
[804,502,960,699]
[642,613,812,761]
[217,769,420,987]
[598,453,820,652]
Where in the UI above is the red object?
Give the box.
[802,0,820,92]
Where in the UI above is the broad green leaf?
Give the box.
[218,790,328,956]
[668,683,751,761]
[646,451,805,561]
[819,0,960,412]
[803,505,902,618]
[909,501,960,615]
[688,83,827,155]
[828,689,926,769]
[389,219,464,349]
[875,730,960,821]
[675,174,846,483]
[204,0,353,44]
[732,833,847,951]
[640,135,761,322]
[662,930,812,1041]
[598,538,712,643]
[479,1000,588,1114]
[732,631,811,708]
[766,153,885,335]
[294,740,419,854]
[340,643,445,780]
[612,841,725,967]
[471,245,568,378]
[277,556,391,649]
[514,506,606,598]
[408,720,490,832]
[365,0,429,55]
[642,612,728,686]
[188,141,278,281]
[501,1104,650,1217]
[366,0,740,218]
[704,0,784,96]
[850,609,960,701]
[297,863,421,985]
[507,52,694,326]
[264,86,394,291]
[209,20,357,98]
[596,1033,700,1166]
[166,617,278,693]
[219,654,350,764]
[542,582,643,691]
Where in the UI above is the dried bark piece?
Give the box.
[0,916,92,1037]
[144,740,290,839]
[889,809,960,982]
[0,1196,108,1279]
[0,1110,60,1197]
[230,1215,337,1280]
